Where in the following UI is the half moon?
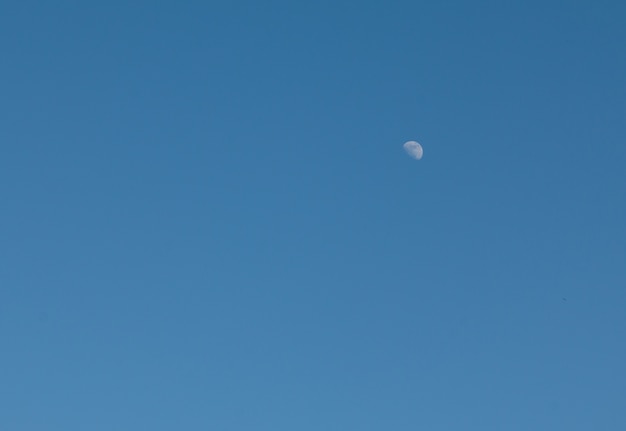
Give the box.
[403,141,423,160]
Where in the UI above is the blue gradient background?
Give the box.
[2,1,625,429]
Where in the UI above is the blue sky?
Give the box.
[1,1,625,429]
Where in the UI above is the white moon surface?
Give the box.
[403,141,423,160]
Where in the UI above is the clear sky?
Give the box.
[2,1,625,429]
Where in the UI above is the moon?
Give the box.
[403,141,423,160]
